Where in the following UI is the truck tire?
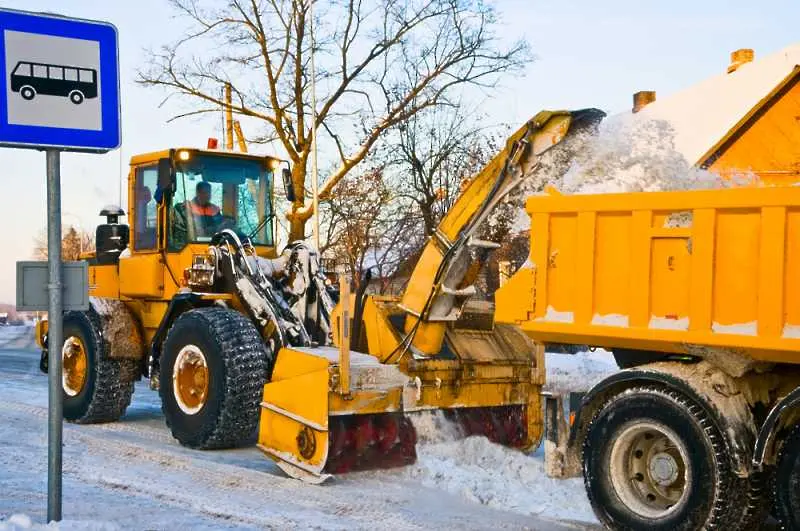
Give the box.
[62,310,136,423]
[159,307,273,449]
[775,424,800,529]
[583,386,744,530]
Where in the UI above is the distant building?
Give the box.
[634,45,800,183]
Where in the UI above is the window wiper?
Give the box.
[247,213,274,241]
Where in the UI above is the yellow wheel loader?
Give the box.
[35,109,605,482]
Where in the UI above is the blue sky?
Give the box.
[0,0,797,302]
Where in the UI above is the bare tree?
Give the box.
[138,0,530,241]
[321,166,421,290]
[33,226,95,261]
[386,103,502,235]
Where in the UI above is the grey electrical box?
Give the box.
[16,261,89,311]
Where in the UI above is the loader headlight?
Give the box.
[186,253,216,289]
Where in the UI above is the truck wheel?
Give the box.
[159,307,273,449]
[583,386,740,530]
[775,425,800,529]
[62,310,136,423]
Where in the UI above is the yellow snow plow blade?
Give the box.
[257,345,412,483]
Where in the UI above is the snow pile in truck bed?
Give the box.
[558,115,742,194]
[503,113,751,233]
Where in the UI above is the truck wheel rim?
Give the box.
[609,421,690,519]
[173,345,209,415]
[62,336,88,397]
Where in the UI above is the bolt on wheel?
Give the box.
[172,344,209,415]
[62,336,88,397]
[609,421,690,519]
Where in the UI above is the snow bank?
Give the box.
[407,436,595,523]
[403,350,618,525]
[0,515,118,531]
[544,349,618,394]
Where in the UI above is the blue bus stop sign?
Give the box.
[0,9,120,152]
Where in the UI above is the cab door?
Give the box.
[119,164,165,299]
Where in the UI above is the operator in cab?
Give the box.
[171,181,224,246]
[190,181,223,234]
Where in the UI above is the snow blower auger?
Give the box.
[255,108,607,482]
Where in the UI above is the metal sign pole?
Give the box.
[45,148,63,522]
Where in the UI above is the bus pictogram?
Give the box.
[10,61,98,105]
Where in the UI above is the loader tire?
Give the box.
[62,310,136,423]
[159,307,273,450]
[775,424,800,529]
[583,386,745,530]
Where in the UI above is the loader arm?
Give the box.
[397,109,606,357]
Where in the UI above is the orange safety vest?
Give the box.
[190,200,220,217]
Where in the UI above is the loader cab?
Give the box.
[128,149,279,252]
[119,148,281,300]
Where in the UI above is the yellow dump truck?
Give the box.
[496,185,800,529]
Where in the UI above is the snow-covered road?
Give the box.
[0,326,614,530]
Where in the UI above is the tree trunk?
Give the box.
[288,214,306,242]
[287,161,310,243]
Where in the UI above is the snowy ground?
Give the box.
[0,326,616,530]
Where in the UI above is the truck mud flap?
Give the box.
[543,392,583,478]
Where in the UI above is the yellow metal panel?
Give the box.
[495,266,535,324]
[758,207,786,337]
[629,210,652,328]
[712,209,760,326]
[688,209,715,332]
[329,388,402,416]
[87,264,119,299]
[531,212,550,319]
[650,236,690,320]
[260,367,330,468]
[438,156,504,242]
[271,346,330,381]
[407,320,447,356]
[574,212,596,324]
[119,254,164,298]
[786,209,800,327]
[593,213,631,319]
[399,242,444,317]
[361,298,403,363]
[547,214,577,316]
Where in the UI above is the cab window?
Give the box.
[133,166,158,251]
[168,154,273,251]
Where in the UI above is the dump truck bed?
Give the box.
[495,186,800,364]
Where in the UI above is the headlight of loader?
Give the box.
[185,253,216,289]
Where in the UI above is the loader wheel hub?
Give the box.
[173,345,209,415]
[609,422,690,518]
[61,336,88,397]
[649,452,679,486]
